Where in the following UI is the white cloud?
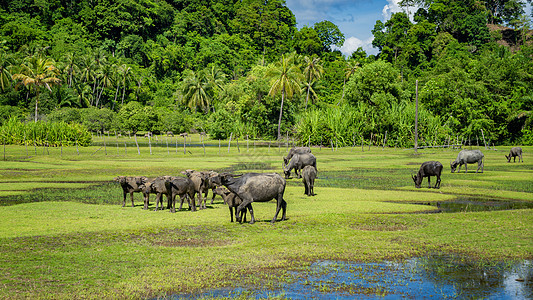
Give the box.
[382,0,405,20]
[336,36,378,57]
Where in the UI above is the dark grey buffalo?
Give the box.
[210,173,287,224]
[302,165,317,196]
[283,153,317,179]
[181,170,208,209]
[213,186,250,222]
[283,146,311,165]
[450,149,484,173]
[114,176,148,207]
[505,147,523,163]
[412,161,443,189]
[165,177,198,213]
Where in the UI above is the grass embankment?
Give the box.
[0,139,531,299]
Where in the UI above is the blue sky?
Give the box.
[286,0,533,57]
[285,0,405,56]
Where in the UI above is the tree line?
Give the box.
[0,0,532,146]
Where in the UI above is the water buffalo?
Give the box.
[181,170,208,209]
[302,165,317,196]
[141,176,176,211]
[283,153,317,179]
[505,147,523,163]
[114,176,148,207]
[202,171,220,204]
[412,161,443,189]
[165,177,198,213]
[210,172,287,224]
[283,146,311,165]
[213,186,250,222]
[450,149,484,173]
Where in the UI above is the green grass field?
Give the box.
[0,138,531,299]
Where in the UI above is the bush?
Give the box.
[80,108,117,133]
[0,118,92,146]
[47,107,81,123]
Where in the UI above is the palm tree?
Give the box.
[116,63,133,105]
[0,50,14,91]
[339,60,359,105]
[206,65,227,111]
[266,53,303,139]
[95,62,114,107]
[302,55,323,110]
[12,55,61,122]
[181,69,212,113]
[302,80,323,106]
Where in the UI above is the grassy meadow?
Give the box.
[0,135,531,299]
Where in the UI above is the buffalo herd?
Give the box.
[115,144,523,223]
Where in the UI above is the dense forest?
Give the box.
[0,0,532,147]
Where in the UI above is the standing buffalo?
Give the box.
[141,176,176,211]
[210,172,287,224]
[114,176,148,207]
[283,147,311,166]
[505,147,523,163]
[302,165,317,196]
[213,186,250,222]
[412,161,443,189]
[181,170,208,209]
[450,149,484,173]
[283,153,317,179]
[165,177,198,213]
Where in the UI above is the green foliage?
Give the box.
[0,117,92,146]
[79,107,117,133]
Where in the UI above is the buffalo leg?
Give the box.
[435,176,441,189]
[477,160,484,173]
[210,188,216,204]
[143,193,149,210]
[130,192,135,207]
[304,182,309,196]
[427,176,431,189]
[272,194,287,223]
[189,192,197,212]
[122,191,127,207]
[154,194,161,211]
[229,207,234,222]
[236,199,253,223]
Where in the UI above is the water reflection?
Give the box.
[179,256,532,299]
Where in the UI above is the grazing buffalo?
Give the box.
[283,153,317,179]
[210,173,287,224]
[450,150,484,173]
[213,186,250,222]
[412,161,443,189]
[302,165,317,196]
[283,146,311,166]
[505,147,523,163]
[114,176,147,207]
[165,177,198,213]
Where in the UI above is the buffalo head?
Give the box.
[450,160,458,173]
[411,174,422,188]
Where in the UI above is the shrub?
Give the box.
[0,118,92,146]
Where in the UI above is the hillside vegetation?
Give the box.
[0,0,532,146]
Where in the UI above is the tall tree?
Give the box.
[302,55,323,109]
[340,60,360,104]
[313,20,345,51]
[266,53,302,139]
[181,69,212,113]
[0,50,13,91]
[12,55,61,122]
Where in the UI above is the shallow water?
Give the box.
[415,197,533,213]
[175,256,532,299]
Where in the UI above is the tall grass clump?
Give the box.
[0,117,92,146]
[294,102,452,147]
